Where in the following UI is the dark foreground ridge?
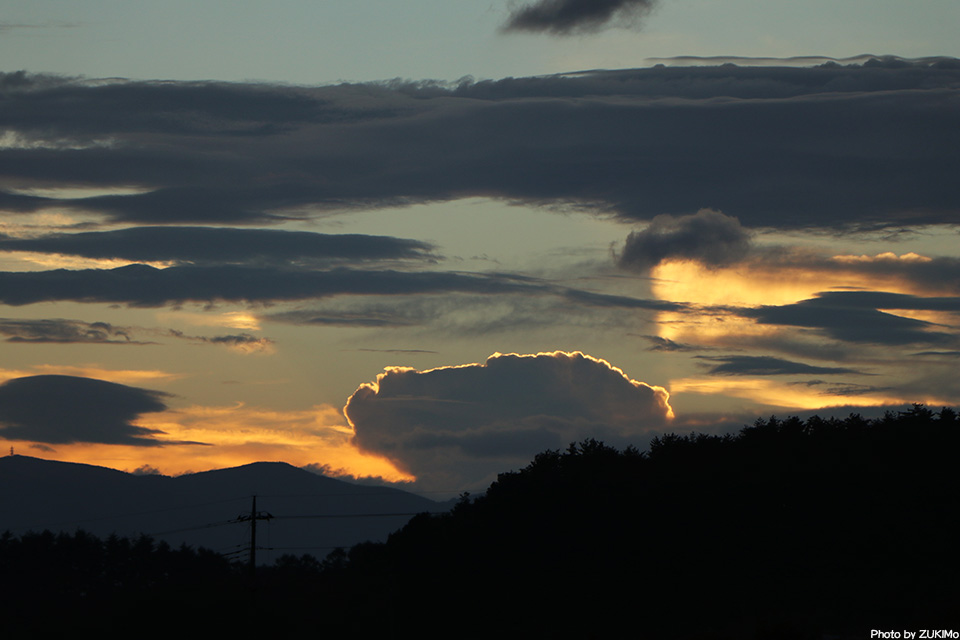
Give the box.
[3,405,959,637]
[329,405,960,637]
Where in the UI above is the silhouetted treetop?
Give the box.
[329,405,960,638]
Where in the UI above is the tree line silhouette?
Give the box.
[3,405,958,637]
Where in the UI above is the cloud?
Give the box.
[0,375,184,446]
[0,317,273,351]
[645,55,960,68]
[266,287,676,337]
[641,335,701,352]
[0,264,542,307]
[0,62,957,230]
[0,318,137,343]
[344,351,672,490]
[694,355,860,376]
[0,262,680,316]
[0,227,436,265]
[0,22,78,34]
[740,291,960,346]
[713,247,960,297]
[168,330,275,354]
[618,209,752,271]
[502,0,659,35]
[822,254,960,295]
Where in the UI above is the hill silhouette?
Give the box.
[0,455,444,564]
[324,405,960,638]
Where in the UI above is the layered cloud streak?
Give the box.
[1,60,957,229]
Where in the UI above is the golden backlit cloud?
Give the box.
[651,255,918,309]
[669,377,950,411]
[650,250,952,346]
[651,249,960,412]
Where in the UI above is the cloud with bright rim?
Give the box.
[345,351,673,490]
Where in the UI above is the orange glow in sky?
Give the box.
[7,402,415,482]
[652,254,953,412]
[668,377,948,411]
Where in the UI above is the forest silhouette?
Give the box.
[3,405,958,637]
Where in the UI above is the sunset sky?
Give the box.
[1,0,958,496]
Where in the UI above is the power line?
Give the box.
[275,511,444,520]
[148,519,238,536]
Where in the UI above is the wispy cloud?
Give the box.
[167,330,275,354]
[0,318,138,344]
[694,355,860,377]
[0,21,79,34]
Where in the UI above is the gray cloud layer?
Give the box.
[694,355,860,376]
[0,261,681,312]
[0,264,540,307]
[502,0,659,35]
[344,351,672,489]
[1,60,957,231]
[739,291,960,347]
[0,227,436,265]
[0,375,179,446]
[0,318,135,343]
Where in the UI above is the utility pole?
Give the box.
[236,495,273,577]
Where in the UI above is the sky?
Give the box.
[1,0,958,497]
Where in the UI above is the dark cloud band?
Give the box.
[0,264,541,307]
[0,62,957,230]
[694,355,860,376]
[0,227,436,265]
[0,375,180,446]
[739,292,960,347]
[0,263,679,311]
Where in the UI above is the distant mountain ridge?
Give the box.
[0,455,445,564]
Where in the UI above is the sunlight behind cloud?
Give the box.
[652,260,845,307]
[668,377,948,410]
[156,310,263,331]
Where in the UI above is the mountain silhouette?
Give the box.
[0,455,444,564]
